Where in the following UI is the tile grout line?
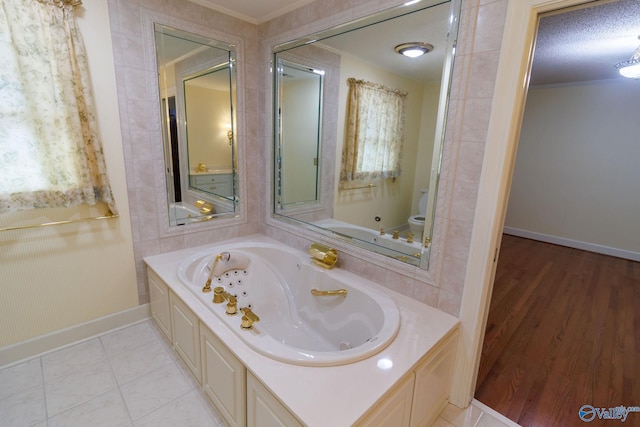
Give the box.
[39,356,49,424]
[99,335,137,426]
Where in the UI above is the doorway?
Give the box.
[472,0,640,425]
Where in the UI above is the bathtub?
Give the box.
[168,202,202,226]
[313,219,424,263]
[144,235,460,426]
[177,241,400,366]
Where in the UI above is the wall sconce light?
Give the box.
[394,42,433,58]
[615,35,640,79]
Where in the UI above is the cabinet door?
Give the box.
[246,372,303,427]
[170,293,201,383]
[354,374,415,427]
[201,326,246,427]
[148,269,171,341]
[410,333,457,427]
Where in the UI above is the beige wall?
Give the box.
[0,0,138,347]
[412,82,441,214]
[333,54,426,230]
[1,0,508,349]
[505,79,640,255]
[108,0,262,305]
[184,87,233,170]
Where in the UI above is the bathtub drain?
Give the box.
[339,341,352,350]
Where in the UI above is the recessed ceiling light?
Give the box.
[394,42,434,58]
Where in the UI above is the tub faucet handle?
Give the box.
[401,231,414,243]
[240,307,259,329]
[226,300,237,315]
[311,288,348,296]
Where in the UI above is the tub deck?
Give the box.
[144,234,459,426]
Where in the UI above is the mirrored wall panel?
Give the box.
[275,60,324,208]
[272,0,461,268]
[155,24,238,227]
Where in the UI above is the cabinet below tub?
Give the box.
[145,262,458,427]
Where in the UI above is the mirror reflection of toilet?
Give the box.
[408,189,428,240]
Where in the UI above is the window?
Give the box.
[0,0,115,214]
[340,78,407,182]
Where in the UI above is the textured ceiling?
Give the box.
[530,0,640,85]
[190,0,640,85]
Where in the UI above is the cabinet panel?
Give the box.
[354,374,414,427]
[170,293,201,383]
[201,326,246,427]
[410,334,457,427]
[148,269,171,341]
[247,372,303,427]
[190,173,233,197]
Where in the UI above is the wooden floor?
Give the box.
[475,234,640,427]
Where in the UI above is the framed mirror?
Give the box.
[155,24,238,227]
[275,60,324,208]
[272,0,461,268]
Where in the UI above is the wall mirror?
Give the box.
[155,24,238,227]
[272,0,461,268]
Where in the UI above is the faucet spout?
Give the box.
[212,286,235,303]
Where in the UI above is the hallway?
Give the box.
[475,234,640,426]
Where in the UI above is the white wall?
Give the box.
[505,79,640,256]
[0,0,139,348]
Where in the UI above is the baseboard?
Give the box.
[472,399,521,427]
[0,304,150,368]
[502,227,640,262]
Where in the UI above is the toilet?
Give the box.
[408,189,428,240]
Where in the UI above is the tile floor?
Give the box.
[436,400,521,427]
[0,319,518,427]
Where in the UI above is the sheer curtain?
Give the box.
[0,0,116,214]
[340,78,407,182]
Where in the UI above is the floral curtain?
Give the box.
[340,78,407,182]
[0,0,117,214]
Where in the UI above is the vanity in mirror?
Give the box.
[155,24,239,227]
[272,0,461,268]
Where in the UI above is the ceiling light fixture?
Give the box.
[615,35,640,79]
[394,42,433,58]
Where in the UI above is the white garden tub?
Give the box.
[177,241,400,366]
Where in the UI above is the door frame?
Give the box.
[449,0,595,407]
